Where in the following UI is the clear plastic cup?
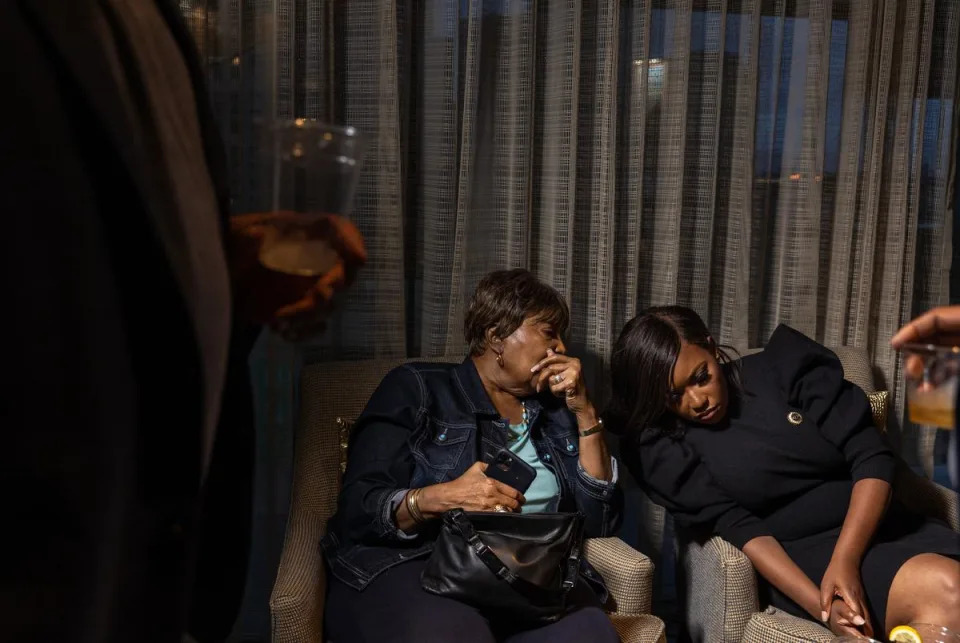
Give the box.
[256,119,364,276]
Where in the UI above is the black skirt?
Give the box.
[761,502,960,628]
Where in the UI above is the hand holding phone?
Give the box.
[484,448,537,494]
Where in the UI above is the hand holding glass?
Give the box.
[228,119,366,328]
[902,344,960,430]
[258,119,364,276]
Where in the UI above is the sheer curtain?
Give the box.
[184,0,959,441]
[180,0,958,637]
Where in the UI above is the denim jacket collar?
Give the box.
[453,357,499,415]
[453,357,548,424]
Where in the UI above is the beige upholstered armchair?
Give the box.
[676,346,960,643]
[269,357,666,643]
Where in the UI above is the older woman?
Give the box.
[321,269,622,643]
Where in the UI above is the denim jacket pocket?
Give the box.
[541,433,578,486]
[548,433,579,458]
[412,419,473,474]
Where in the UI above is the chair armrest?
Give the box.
[608,614,668,643]
[583,537,654,615]
[269,513,326,643]
[679,534,758,643]
[742,607,833,643]
[895,462,960,531]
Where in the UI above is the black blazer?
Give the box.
[622,325,895,550]
[0,1,254,641]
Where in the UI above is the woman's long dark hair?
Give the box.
[606,306,740,439]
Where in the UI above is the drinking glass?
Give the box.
[833,624,960,642]
[900,623,960,643]
[902,344,960,430]
[257,118,364,276]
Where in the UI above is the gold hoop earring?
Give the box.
[496,353,504,367]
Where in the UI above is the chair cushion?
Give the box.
[830,346,875,393]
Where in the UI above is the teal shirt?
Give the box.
[508,423,561,513]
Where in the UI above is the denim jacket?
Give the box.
[321,358,623,591]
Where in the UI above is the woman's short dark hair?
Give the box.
[464,269,570,356]
[606,305,739,438]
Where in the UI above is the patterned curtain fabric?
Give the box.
[179,0,958,637]
[184,0,958,447]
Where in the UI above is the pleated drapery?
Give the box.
[178,1,959,637]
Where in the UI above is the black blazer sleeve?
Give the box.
[764,325,896,484]
[622,431,772,549]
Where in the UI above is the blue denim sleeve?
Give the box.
[574,456,624,537]
[335,365,426,544]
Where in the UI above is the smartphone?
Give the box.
[485,448,537,494]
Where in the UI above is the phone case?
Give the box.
[485,448,537,493]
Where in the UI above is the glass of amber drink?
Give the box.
[256,118,364,276]
[902,344,960,430]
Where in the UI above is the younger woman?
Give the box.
[608,306,960,639]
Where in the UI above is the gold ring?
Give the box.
[552,374,564,384]
[494,504,508,513]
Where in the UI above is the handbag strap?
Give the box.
[446,510,583,600]
[562,517,584,591]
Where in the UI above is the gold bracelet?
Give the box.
[406,488,425,524]
[414,488,428,522]
[405,489,418,523]
[413,488,426,522]
[578,418,604,437]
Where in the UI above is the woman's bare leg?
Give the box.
[885,553,960,634]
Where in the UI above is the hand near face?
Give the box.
[530,349,592,415]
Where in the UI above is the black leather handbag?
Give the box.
[420,509,585,623]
